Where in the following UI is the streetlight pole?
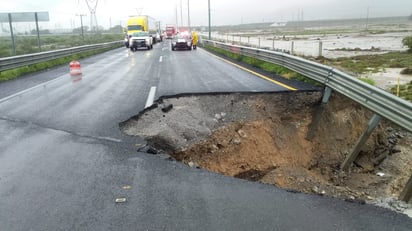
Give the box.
[187,0,191,31]
[180,0,183,28]
[175,5,179,32]
[208,0,211,39]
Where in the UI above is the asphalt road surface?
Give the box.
[0,41,411,230]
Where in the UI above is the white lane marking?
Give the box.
[0,75,66,104]
[145,86,157,108]
[159,56,163,62]
[97,136,123,143]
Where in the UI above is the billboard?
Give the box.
[0,12,50,55]
[0,12,49,23]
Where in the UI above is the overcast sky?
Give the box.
[1,0,412,30]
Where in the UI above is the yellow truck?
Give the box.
[126,15,159,43]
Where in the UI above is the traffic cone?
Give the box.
[69,60,82,76]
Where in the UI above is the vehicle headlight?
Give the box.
[172,42,176,45]
[187,42,191,46]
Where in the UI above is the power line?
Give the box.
[85,0,99,32]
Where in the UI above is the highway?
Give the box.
[0,41,411,230]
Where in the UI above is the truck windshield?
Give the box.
[128,25,143,31]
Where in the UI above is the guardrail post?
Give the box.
[247,36,250,44]
[400,174,412,202]
[306,87,332,140]
[272,36,275,50]
[340,114,381,171]
[258,37,261,48]
[290,41,294,55]
[318,41,323,57]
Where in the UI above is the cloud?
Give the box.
[2,0,411,30]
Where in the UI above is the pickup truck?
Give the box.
[171,33,192,51]
[129,32,153,51]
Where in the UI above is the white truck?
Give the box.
[129,31,153,51]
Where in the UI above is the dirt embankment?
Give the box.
[120,91,412,214]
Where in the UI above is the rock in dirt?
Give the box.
[137,145,159,154]
[372,149,390,165]
[391,145,402,154]
[230,138,242,145]
[188,161,199,168]
[354,153,374,172]
[161,104,173,113]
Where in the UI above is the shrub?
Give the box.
[400,68,412,75]
[402,36,412,52]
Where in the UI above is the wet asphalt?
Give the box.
[0,41,411,230]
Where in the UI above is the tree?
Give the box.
[403,36,412,52]
[108,25,123,33]
[31,29,50,35]
[73,26,89,34]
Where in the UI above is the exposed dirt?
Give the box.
[120,91,412,215]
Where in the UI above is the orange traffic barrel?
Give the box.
[69,60,82,76]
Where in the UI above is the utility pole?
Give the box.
[135,8,143,15]
[85,0,98,32]
[208,0,211,39]
[365,6,370,31]
[77,14,86,40]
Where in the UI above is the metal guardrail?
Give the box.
[201,39,412,133]
[0,41,123,72]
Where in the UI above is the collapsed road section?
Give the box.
[120,91,412,215]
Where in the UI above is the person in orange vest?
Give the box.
[191,31,198,50]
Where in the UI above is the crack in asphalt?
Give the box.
[0,116,123,144]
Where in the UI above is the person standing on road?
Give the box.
[191,31,198,50]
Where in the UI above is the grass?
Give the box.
[322,51,412,101]
[202,44,320,86]
[0,33,123,58]
[323,52,412,75]
[390,80,412,101]
[358,78,376,86]
[0,45,121,82]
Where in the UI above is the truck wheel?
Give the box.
[189,46,192,50]
[151,44,153,49]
